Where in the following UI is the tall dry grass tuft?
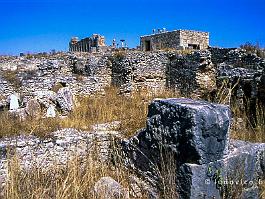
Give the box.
[157,149,178,199]
[209,80,265,143]
[228,97,265,142]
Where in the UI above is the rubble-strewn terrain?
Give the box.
[0,47,264,198]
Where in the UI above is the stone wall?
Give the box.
[167,51,216,98]
[140,30,209,51]
[140,31,181,51]
[179,30,209,50]
[110,51,169,93]
[0,48,264,113]
[109,50,217,98]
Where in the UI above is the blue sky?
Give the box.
[0,0,264,55]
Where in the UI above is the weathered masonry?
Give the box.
[140,29,209,51]
[69,34,108,53]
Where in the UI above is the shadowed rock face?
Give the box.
[124,98,231,170]
[122,98,265,199]
[167,51,216,98]
[145,98,231,165]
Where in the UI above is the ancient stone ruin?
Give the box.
[69,34,109,53]
[140,29,209,51]
[0,28,265,198]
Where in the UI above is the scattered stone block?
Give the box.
[46,104,56,118]
[9,94,19,110]
[25,99,41,118]
[93,177,129,199]
[56,87,74,113]
[122,98,265,198]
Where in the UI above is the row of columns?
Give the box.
[69,41,91,52]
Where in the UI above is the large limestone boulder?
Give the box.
[124,98,231,171]
[25,98,41,118]
[8,93,19,110]
[122,98,265,198]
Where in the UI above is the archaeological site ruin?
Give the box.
[140,29,209,51]
[69,34,109,53]
[0,28,265,199]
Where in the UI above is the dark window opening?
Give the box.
[188,44,200,50]
[144,40,151,51]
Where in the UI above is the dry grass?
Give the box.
[0,137,179,199]
[2,142,149,199]
[260,181,265,199]
[0,86,180,199]
[157,150,178,199]
[240,42,265,58]
[0,86,178,138]
[209,79,265,143]
[0,111,60,138]
[0,70,21,90]
[60,86,178,137]
[230,100,265,142]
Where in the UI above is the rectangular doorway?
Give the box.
[144,40,151,51]
[188,44,200,50]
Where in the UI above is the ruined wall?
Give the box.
[1,48,264,114]
[110,50,217,98]
[210,47,265,69]
[167,51,216,98]
[209,47,236,64]
[0,52,112,109]
[20,54,111,97]
[110,51,169,93]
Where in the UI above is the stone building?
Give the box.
[140,29,209,51]
[69,34,108,53]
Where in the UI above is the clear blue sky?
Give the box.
[0,0,264,55]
